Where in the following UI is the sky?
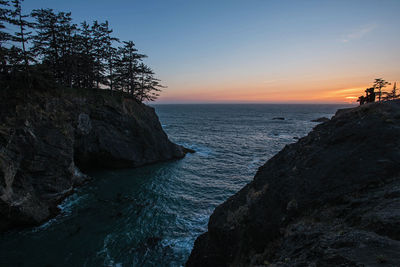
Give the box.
[23,0,400,104]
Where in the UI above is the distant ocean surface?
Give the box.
[0,104,353,266]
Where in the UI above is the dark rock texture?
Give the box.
[311,116,330,123]
[0,89,184,231]
[187,101,400,267]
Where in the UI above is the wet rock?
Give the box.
[182,147,196,154]
[187,100,400,267]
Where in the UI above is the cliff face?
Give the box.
[0,89,184,231]
[187,101,400,267]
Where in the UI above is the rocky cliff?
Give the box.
[0,88,185,231]
[187,101,400,267]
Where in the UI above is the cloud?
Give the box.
[341,24,377,43]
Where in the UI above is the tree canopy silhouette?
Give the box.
[382,82,398,101]
[0,0,163,102]
[373,78,391,102]
[357,79,398,106]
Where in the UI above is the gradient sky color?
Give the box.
[23,0,400,103]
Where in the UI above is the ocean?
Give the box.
[0,104,353,266]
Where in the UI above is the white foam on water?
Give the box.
[57,193,88,215]
[31,193,88,232]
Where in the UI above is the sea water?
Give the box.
[0,104,352,266]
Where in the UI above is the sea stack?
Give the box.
[187,100,400,266]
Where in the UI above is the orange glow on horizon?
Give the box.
[157,83,372,104]
[156,72,399,104]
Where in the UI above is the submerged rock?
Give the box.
[0,89,185,231]
[187,100,400,267]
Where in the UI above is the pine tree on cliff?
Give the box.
[105,45,118,92]
[1,2,164,101]
[55,11,76,87]
[136,62,163,101]
[383,82,398,101]
[0,0,11,74]
[9,0,34,72]
[76,21,95,88]
[69,28,83,88]
[0,0,27,77]
[374,78,391,102]
[115,41,146,95]
[136,62,151,100]
[91,20,112,89]
[31,9,60,80]
[100,21,119,92]
[0,0,11,44]
[31,9,78,87]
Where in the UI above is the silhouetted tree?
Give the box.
[1,1,165,102]
[91,20,116,89]
[105,44,118,92]
[31,8,60,79]
[0,0,11,76]
[115,41,146,95]
[76,21,94,88]
[358,86,376,106]
[0,0,10,41]
[374,78,391,101]
[382,82,398,101]
[365,87,376,103]
[357,95,366,105]
[136,62,163,101]
[0,1,11,44]
[9,0,33,72]
[56,11,76,87]
[101,21,119,92]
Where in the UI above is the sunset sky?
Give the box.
[24,0,400,103]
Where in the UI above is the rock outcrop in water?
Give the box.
[0,89,185,231]
[187,101,400,266]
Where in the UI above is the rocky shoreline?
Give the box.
[187,101,400,266]
[0,88,186,231]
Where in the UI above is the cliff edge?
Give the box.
[0,88,185,231]
[187,101,400,266]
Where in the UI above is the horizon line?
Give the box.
[150,101,357,105]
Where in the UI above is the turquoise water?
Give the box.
[0,104,352,266]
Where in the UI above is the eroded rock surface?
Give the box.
[187,101,400,267]
[0,89,184,231]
